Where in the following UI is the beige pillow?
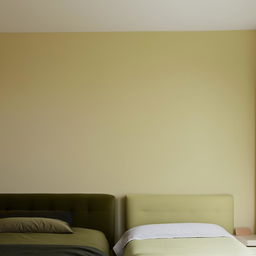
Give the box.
[0,217,73,233]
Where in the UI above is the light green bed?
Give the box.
[124,237,252,256]
[123,194,252,256]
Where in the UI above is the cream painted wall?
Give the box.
[0,31,255,235]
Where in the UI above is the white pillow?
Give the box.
[113,223,232,256]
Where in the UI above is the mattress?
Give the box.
[123,237,252,256]
[0,227,109,256]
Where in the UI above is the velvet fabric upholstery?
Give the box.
[0,194,115,246]
[0,210,72,225]
[0,217,73,233]
[126,194,234,234]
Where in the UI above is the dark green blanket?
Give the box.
[0,244,107,256]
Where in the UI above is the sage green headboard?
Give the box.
[126,194,234,234]
[0,194,115,246]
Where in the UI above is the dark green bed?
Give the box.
[0,194,115,256]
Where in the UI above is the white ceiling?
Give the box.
[0,0,256,32]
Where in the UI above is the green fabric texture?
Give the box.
[0,194,115,246]
[0,217,73,233]
[0,210,72,225]
[123,237,251,256]
[0,245,106,256]
[0,227,109,254]
[126,194,234,233]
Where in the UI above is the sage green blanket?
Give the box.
[0,227,109,255]
[124,237,253,256]
[0,244,105,256]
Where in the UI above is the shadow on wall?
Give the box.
[254,41,256,233]
[115,196,126,240]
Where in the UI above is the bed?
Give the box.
[114,194,253,256]
[0,193,115,256]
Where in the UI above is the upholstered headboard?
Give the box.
[0,194,115,245]
[126,194,234,234]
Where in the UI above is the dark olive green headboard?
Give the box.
[0,194,115,246]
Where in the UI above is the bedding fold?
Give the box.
[0,227,109,256]
[0,244,106,256]
[114,223,232,256]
